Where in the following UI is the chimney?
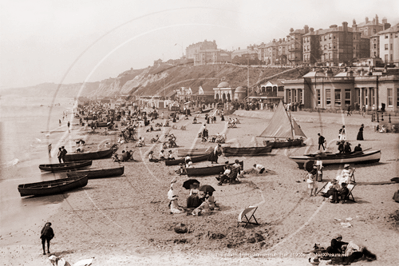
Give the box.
[382,17,387,24]
[342,22,348,31]
[375,14,379,25]
[330,24,338,29]
[290,28,294,33]
[310,27,314,33]
[365,17,369,23]
[304,25,309,34]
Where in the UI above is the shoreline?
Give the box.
[1,109,398,265]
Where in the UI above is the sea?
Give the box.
[0,94,75,238]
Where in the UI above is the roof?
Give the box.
[235,86,247,92]
[217,81,230,88]
[303,71,325,78]
[377,23,399,34]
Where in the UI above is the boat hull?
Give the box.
[67,166,124,179]
[265,139,305,149]
[165,153,210,166]
[223,146,272,157]
[186,161,244,177]
[39,160,92,172]
[18,175,88,197]
[289,150,381,169]
[64,148,114,162]
[177,148,211,157]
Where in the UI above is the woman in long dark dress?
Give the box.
[356,124,364,140]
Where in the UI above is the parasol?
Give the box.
[182,179,200,189]
[199,185,215,194]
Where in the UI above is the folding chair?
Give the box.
[237,206,260,228]
[342,183,356,203]
[316,182,332,196]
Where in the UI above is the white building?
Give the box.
[378,23,399,65]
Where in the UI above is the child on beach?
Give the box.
[307,168,318,197]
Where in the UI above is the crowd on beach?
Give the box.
[35,98,399,266]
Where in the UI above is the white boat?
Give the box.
[289,150,381,169]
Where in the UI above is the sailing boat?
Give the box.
[259,101,306,148]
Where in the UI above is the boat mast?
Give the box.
[288,109,295,139]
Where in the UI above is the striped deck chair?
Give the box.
[237,206,259,228]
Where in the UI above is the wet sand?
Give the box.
[1,109,398,266]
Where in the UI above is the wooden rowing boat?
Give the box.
[67,166,124,179]
[18,175,88,197]
[186,161,244,177]
[64,147,115,162]
[39,160,92,172]
[289,150,381,169]
[165,153,210,166]
[177,147,211,157]
[222,146,272,157]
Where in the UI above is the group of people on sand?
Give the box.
[112,149,134,163]
[148,149,175,163]
[167,181,219,216]
[216,160,243,186]
[318,164,355,203]
[309,234,377,265]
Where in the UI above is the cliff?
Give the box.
[1,64,309,99]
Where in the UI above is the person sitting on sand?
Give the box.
[121,150,129,162]
[176,163,186,175]
[112,153,121,163]
[193,117,197,124]
[137,137,145,147]
[159,150,165,160]
[185,155,192,165]
[151,135,160,143]
[253,163,266,174]
[321,180,340,202]
[192,191,209,216]
[126,150,134,161]
[187,183,202,209]
[326,234,348,255]
[167,150,175,160]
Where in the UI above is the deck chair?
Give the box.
[237,206,259,228]
[341,183,356,203]
[316,182,333,196]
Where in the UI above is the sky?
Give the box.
[0,0,398,89]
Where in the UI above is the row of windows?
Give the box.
[384,44,394,50]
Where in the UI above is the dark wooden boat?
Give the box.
[39,160,92,172]
[186,161,244,177]
[289,150,381,169]
[165,153,210,166]
[264,138,305,149]
[64,148,115,162]
[177,147,211,157]
[222,146,272,157]
[67,166,124,179]
[18,175,88,197]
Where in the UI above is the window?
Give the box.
[388,88,393,106]
[385,44,388,50]
[345,89,351,106]
[364,89,368,106]
[317,89,321,105]
[298,89,303,104]
[390,44,393,50]
[292,89,296,102]
[371,89,375,105]
[288,90,291,102]
[397,88,399,107]
[326,89,331,105]
[335,89,341,106]
[391,54,393,61]
[329,43,331,49]
[374,44,376,49]
[385,54,388,62]
[385,35,389,39]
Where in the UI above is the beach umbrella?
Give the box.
[199,185,215,194]
[182,179,200,189]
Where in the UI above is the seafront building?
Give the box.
[282,68,399,112]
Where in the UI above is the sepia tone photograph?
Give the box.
[1,0,399,265]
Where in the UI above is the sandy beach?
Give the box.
[1,108,398,266]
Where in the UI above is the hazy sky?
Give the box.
[1,0,398,89]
